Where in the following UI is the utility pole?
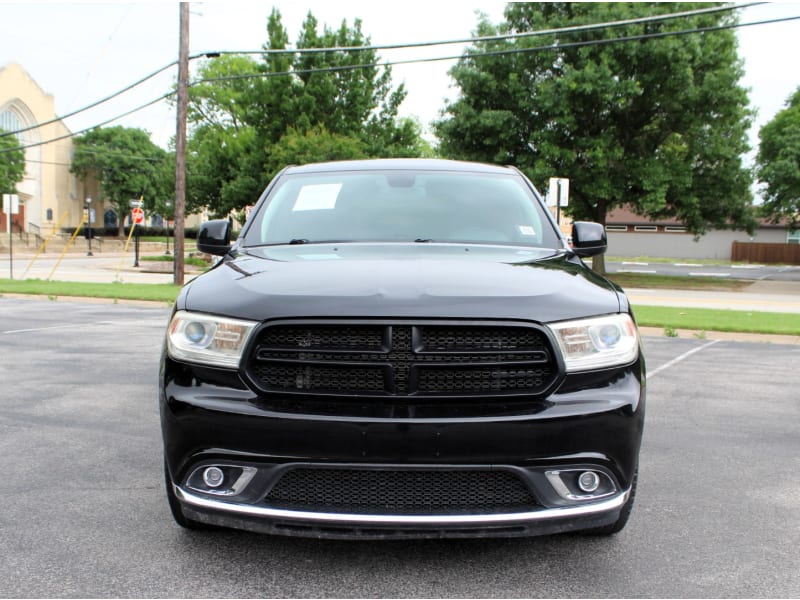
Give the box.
[173,2,189,286]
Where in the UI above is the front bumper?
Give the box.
[160,356,644,539]
[175,484,632,539]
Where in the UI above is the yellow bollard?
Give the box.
[48,214,87,280]
[23,211,69,278]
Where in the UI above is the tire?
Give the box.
[582,467,638,536]
[164,460,213,530]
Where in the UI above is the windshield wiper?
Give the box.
[288,238,310,245]
[414,238,433,243]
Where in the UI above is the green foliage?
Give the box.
[0,278,181,304]
[0,130,25,194]
[634,305,800,336]
[435,3,756,249]
[757,87,800,228]
[265,126,368,177]
[185,9,426,217]
[70,126,174,234]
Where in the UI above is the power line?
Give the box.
[208,2,759,56]
[0,52,224,141]
[1,12,797,155]
[0,61,177,140]
[194,15,800,86]
[0,90,174,153]
[0,2,758,141]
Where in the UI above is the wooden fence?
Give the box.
[731,241,800,264]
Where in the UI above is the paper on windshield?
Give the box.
[293,183,342,211]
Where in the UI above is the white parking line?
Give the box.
[621,262,650,266]
[2,321,116,334]
[615,269,658,274]
[674,263,702,267]
[688,272,730,278]
[648,340,720,378]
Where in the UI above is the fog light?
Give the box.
[578,471,600,493]
[203,466,225,488]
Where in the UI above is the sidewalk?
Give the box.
[626,280,800,314]
[628,280,800,344]
[4,252,200,284]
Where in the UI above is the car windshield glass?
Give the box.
[242,170,560,249]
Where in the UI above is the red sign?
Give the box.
[131,206,145,225]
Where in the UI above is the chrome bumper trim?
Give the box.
[176,485,630,526]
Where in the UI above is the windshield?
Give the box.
[242,169,561,249]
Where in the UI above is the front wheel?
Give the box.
[164,460,213,530]
[582,467,638,536]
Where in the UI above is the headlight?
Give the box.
[167,311,257,368]
[548,314,639,372]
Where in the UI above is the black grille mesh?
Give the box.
[252,363,386,393]
[265,468,538,514]
[421,326,546,351]
[260,325,385,350]
[247,322,557,397]
[418,366,552,393]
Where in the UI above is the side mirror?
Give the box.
[571,221,607,257]
[197,219,232,256]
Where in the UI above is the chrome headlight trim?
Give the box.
[548,313,639,372]
[167,311,258,369]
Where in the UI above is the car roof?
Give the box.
[283,158,517,176]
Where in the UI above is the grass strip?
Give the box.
[2,278,798,336]
[632,305,800,336]
[607,272,749,291]
[0,279,181,304]
[140,255,209,268]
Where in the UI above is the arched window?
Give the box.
[0,106,33,145]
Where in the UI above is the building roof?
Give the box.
[606,204,791,230]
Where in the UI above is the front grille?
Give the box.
[265,468,539,515]
[246,321,558,397]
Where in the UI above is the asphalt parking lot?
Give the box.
[1,298,798,598]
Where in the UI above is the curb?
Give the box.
[638,325,800,345]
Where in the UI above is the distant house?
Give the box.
[604,205,797,260]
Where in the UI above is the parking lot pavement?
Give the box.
[1,298,799,598]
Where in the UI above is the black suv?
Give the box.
[160,159,645,539]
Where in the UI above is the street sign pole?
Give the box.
[131,205,144,267]
[3,194,19,279]
[7,206,11,280]
[134,228,140,267]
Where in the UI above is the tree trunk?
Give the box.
[590,199,608,274]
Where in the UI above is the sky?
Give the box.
[1,1,799,162]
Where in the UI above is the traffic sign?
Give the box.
[548,177,569,207]
[3,194,19,214]
[131,207,145,225]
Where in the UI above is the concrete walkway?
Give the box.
[5,252,800,308]
[4,252,799,343]
[626,280,800,314]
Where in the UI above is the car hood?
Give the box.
[180,245,622,323]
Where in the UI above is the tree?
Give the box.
[70,126,173,236]
[757,87,800,229]
[265,125,368,178]
[185,9,426,217]
[435,2,756,271]
[0,130,25,195]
